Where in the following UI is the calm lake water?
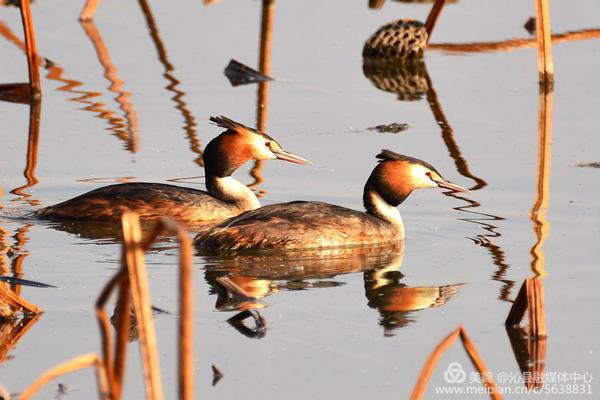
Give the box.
[1,0,599,398]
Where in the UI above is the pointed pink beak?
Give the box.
[273,150,312,165]
[435,179,471,193]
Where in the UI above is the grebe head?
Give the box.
[203,116,310,177]
[367,149,469,207]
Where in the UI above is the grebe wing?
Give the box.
[36,182,237,221]
[195,201,400,251]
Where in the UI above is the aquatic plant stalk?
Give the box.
[18,0,41,97]
[428,28,600,53]
[0,281,41,316]
[535,0,554,83]
[20,353,110,400]
[121,212,164,400]
[141,216,194,400]
[505,278,546,337]
[424,0,447,44]
[411,325,501,400]
[80,0,101,21]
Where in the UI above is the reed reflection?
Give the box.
[1,19,145,152]
[81,20,140,152]
[203,243,462,335]
[362,58,514,301]
[504,85,552,391]
[8,98,41,207]
[137,0,202,167]
[247,0,275,192]
[0,223,41,359]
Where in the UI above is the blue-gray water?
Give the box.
[1,0,599,398]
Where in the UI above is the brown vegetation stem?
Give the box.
[113,278,132,399]
[95,269,127,397]
[20,353,109,399]
[19,0,41,97]
[411,326,502,400]
[122,212,164,400]
[424,0,447,44]
[80,0,101,21]
[535,0,554,83]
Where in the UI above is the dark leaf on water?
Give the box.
[0,83,32,104]
[0,275,58,288]
[523,17,536,35]
[224,59,273,87]
[576,162,600,168]
[211,364,224,386]
[367,123,409,133]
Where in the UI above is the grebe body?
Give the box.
[35,116,309,222]
[195,150,468,251]
[35,182,241,223]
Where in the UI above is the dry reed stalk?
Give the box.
[428,28,600,53]
[140,217,194,400]
[505,278,547,338]
[424,0,447,43]
[112,276,132,399]
[121,212,164,400]
[0,282,41,317]
[18,0,41,97]
[526,279,546,337]
[80,0,101,21]
[534,0,553,83]
[95,269,128,399]
[0,315,40,364]
[20,353,110,400]
[411,326,502,400]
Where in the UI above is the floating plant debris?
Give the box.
[524,17,536,34]
[0,83,32,104]
[367,123,409,133]
[0,276,57,288]
[224,59,273,86]
[576,161,600,168]
[211,365,223,386]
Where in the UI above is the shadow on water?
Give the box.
[203,242,462,336]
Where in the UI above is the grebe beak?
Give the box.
[272,149,312,165]
[434,179,470,193]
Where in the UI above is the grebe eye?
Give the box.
[426,171,432,178]
[265,141,271,148]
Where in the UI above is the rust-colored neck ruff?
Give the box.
[363,163,412,239]
[203,133,254,178]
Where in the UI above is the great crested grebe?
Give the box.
[195,150,469,251]
[35,116,310,223]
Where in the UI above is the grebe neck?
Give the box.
[205,175,260,211]
[363,183,405,239]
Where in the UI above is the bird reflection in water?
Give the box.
[362,56,514,302]
[204,242,462,336]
